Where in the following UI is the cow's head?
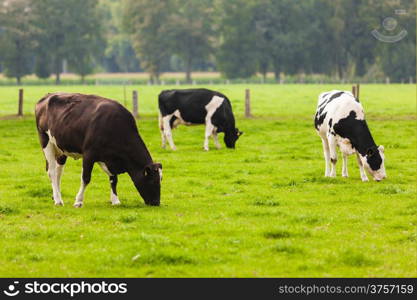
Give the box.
[224,128,243,148]
[360,145,386,181]
[132,163,162,206]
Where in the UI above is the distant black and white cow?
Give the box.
[35,92,162,207]
[314,90,386,181]
[158,88,243,151]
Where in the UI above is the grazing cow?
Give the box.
[314,90,386,181]
[35,92,162,207]
[158,88,243,151]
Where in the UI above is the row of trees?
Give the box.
[0,0,415,84]
[124,0,416,83]
[0,0,104,84]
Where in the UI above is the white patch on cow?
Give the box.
[46,130,82,159]
[203,96,224,151]
[43,140,63,205]
[158,168,163,181]
[97,162,121,205]
[161,113,177,150]
[111,189,120,205]
[205,96,224,115]
[98,162,112,176]
[74,171,86,208]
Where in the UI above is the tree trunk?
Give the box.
[273,65,280,82]
[185,56,192,84]
[55,57,62,85]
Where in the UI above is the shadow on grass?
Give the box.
[131,253,196,266]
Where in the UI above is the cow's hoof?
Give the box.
[342,174,348,178]
[73,202,83,208]
[54,201,64,206]
[111,200,121,206]
[361,178,369,182]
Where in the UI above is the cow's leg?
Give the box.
[327,134,337,177]
[212,128,221,149]
[43,142,64,206]
[74,158,94,208]
[342,153,349,177]
[162,115,176,150]
[56,155,67,191]
[204,118,215,151]
[356,153,369,182]
[109,175,120,205]
[97,162,120,205]
[321,136,331,177]
[159,113,167,149]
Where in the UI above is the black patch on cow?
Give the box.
[314,112,327,130]
[366,147,383,171]
[333,110,382,170]
[318,91,345,111]
[110,175,118,196]
[57,155,67,165]
[330,158,337,164]
[328,118,332,127]
[169,116,178,128]
[329,91,344,101]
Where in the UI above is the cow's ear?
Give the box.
[144,163,162,176]
[144,165,151,177]
[366,148,375,157]
[238,131,244,136]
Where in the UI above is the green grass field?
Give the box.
[0,84,415,277]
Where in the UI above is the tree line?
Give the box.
[0,0,415,84]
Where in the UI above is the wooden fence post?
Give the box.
[18,88,23,116]
[352,84,360,99]
[132,90,138,118]
[245,88,252,118]
[356,83,360,99]
[351,85,356,97]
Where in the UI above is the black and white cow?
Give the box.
[314,90,386,181]
[35,92,162,207]
[158,88,243,151]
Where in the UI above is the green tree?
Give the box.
[32,0,104,84]
[124,0,173,83]
[169,0,214,83]
[215,0,258,79]
[100,0,141,72]
[0,0,34,85]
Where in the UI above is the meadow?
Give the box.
[0,84,415,277]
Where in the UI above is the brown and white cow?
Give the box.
[35,92,162,207]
